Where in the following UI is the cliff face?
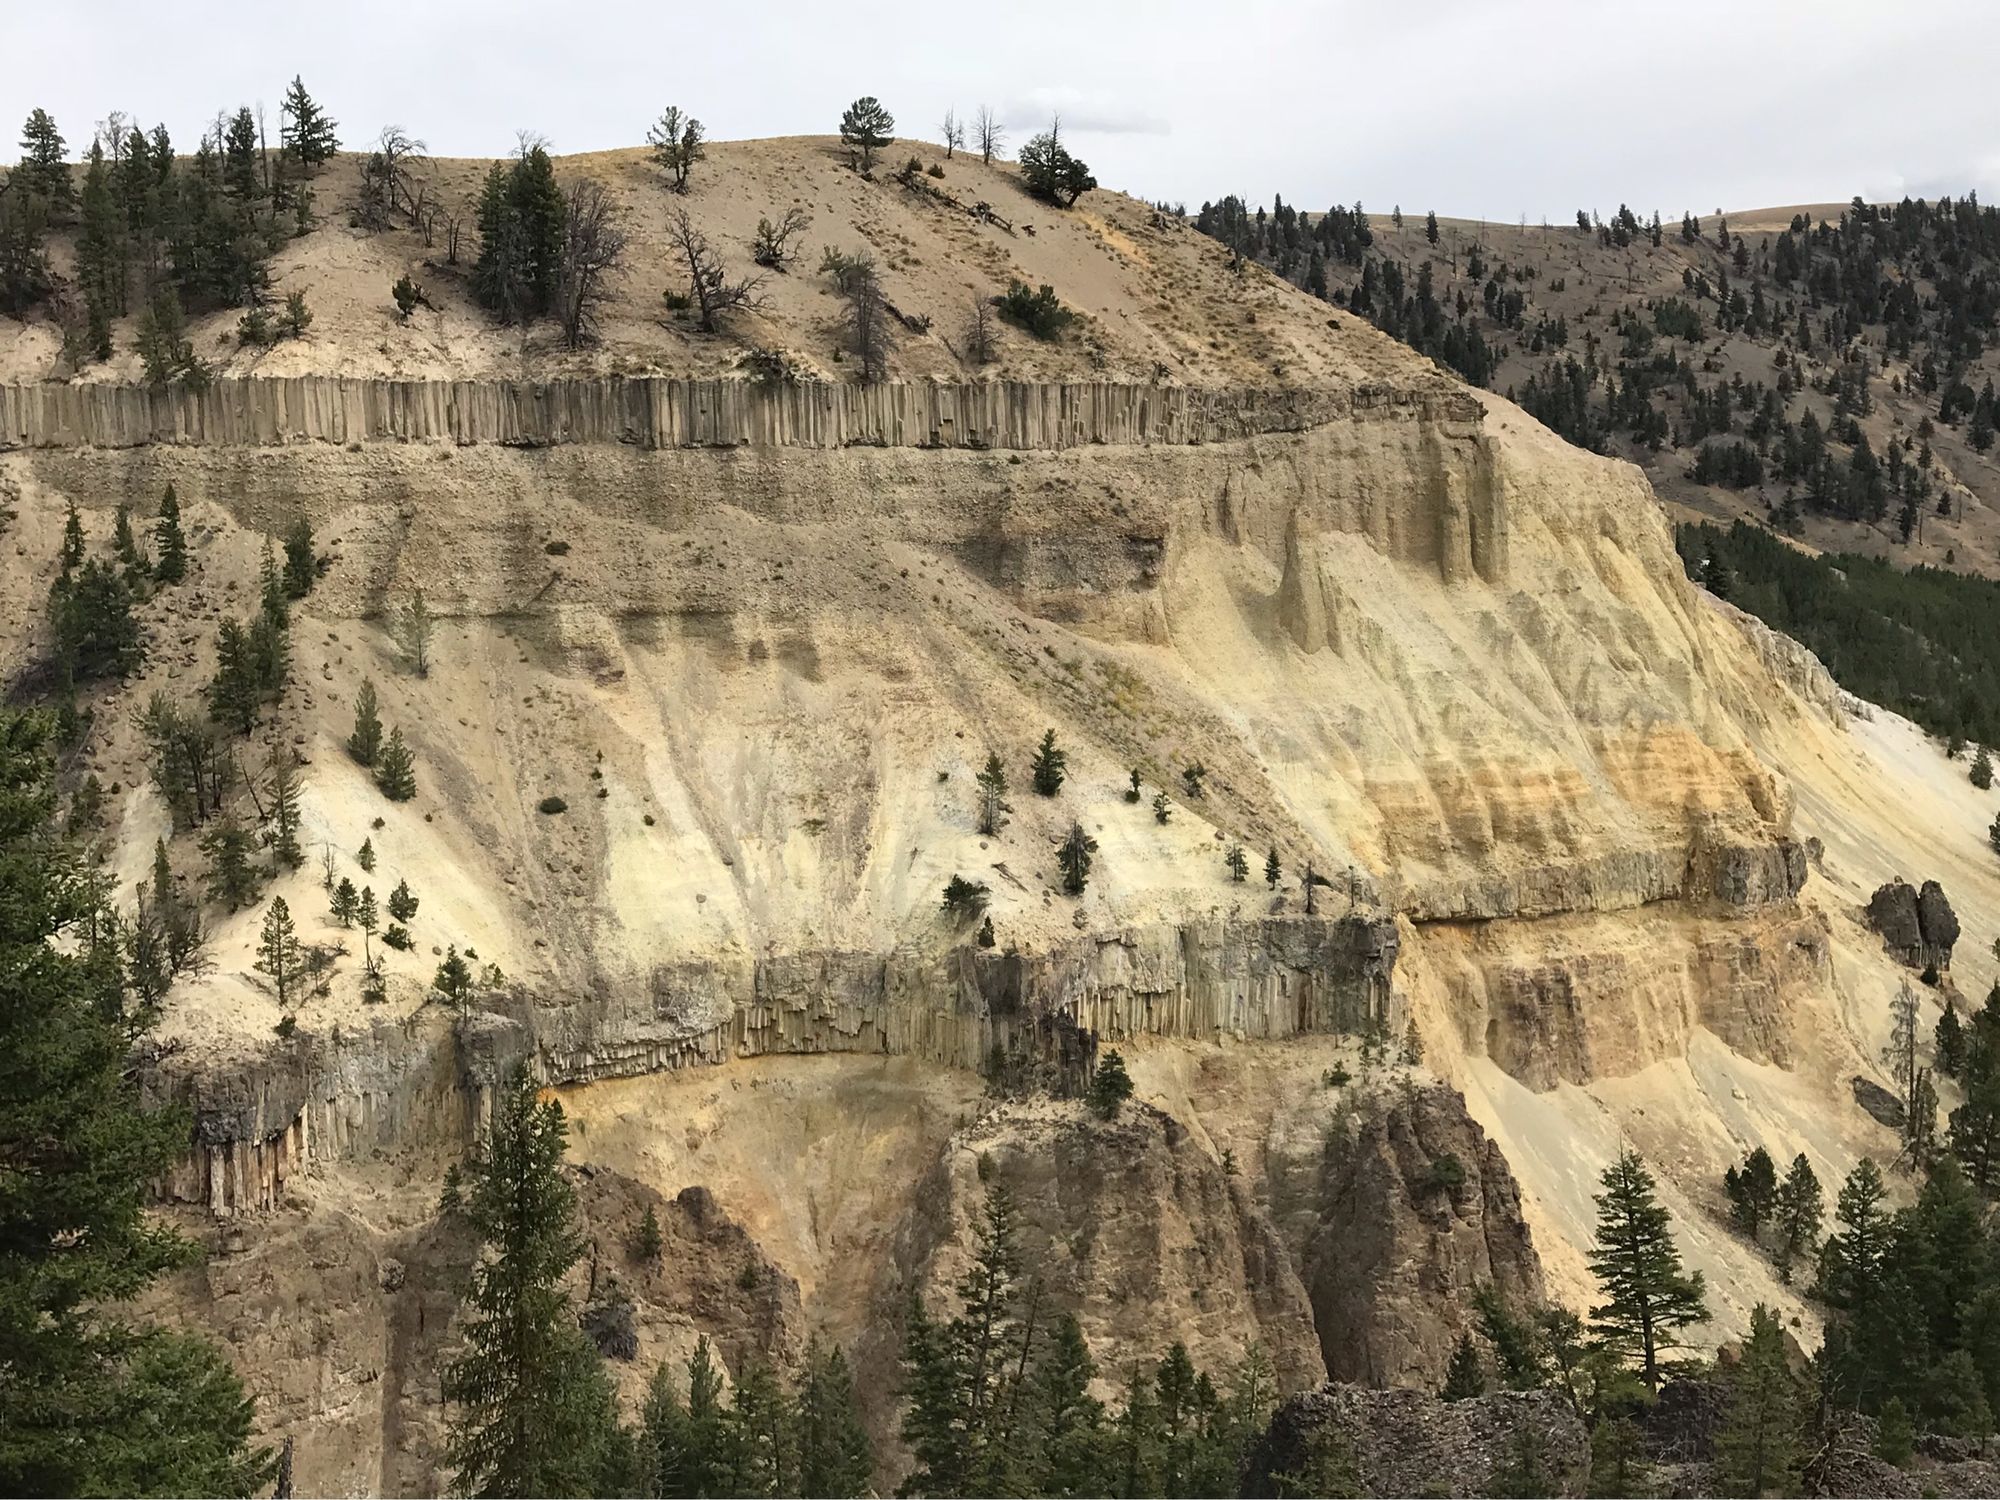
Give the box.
[8,264,1987,1487]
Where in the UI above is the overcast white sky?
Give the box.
[11,0,2000,220]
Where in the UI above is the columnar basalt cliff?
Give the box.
[0,375,1457,452]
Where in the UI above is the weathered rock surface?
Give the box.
[1306,1083,1544,1386]
[1868,878,1961,969]
[1241,1384,1589,1497]
[882,1098,1329,1401]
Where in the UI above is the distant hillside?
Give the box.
[1196,193,2000,580]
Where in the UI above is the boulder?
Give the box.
[1917,880,1960,967]
[1867,880,1925,966]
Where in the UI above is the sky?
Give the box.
[10,0,2000,221]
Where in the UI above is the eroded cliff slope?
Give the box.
[5,136,1995,1494]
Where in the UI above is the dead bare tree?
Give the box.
[357,126,427,230]
[751,207,813,270]
[665,206,763,333]
[841,261,895,382]
[975,105,1004,165]
[555,179,628,351]
[964,298,997,365]
[439,202,465,263]
[939,108,964,158]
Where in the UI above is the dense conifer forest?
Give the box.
[1676,520,2000,746]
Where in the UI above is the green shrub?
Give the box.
[1426,1153,1466,1192]
[538,795,568,815]
[996,281,1074,340]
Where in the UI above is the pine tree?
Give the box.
[683,1335,734,1498]
[1875,1395,1914,1466]
[976,751,1010,836]
[348,679,384,765]
[375,725,417,801]
[1588,1149,1709,1391]
[279,77,339,171]
[645,106,707,194]
[208,618,261,734]
[58,496,83,574]
[629,1202,663,1263]
[442,1071,625,1497]
[838,97,896,172]
[49,558,142,681]
[331,877,359,927]
[255,895,304,1007]
[151,836,202,973]
[388,878,420,924]
[1057,821,1097,896]
[1975,746,1994,790]
[1440,1334,1486,1400]
[1109,1363,1162,1499]
[1226,845,1248,882]
[75,143,118,359]
[1938,1003,1969,1079]
[1951,1055,2000,1193]
[201,811,260,911]
[357,836,376,872]
[19,109,73,217]
[1030,729,1067,796]
[153,484,188,583]
[1485,1425,1558,1499]
[433,945,474,1014]
[723,1358,792,1496]
[1772,1153,1823,1284]
[1264,848,1281,888]
[1088,1049,1134,1120]
[1723,1146,1780,1238]
[281,516,315,598]
[112,504,146,575]
[0,708,274,1495]
[1715,1305,1801,1497]
[641,1358,691,1497]
[266,742,305,869]
[1030,1314,1105,1495]
[1815,1157,1891,1308]
[395,588,433,676]
[1425,210,1440,246]
[1472,1284,1546,1390]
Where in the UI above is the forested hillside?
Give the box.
[1196,192,2000,581]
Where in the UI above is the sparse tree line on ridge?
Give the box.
[3,85,1096,373]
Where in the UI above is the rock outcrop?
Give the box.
[882,1099,1328,1401]
[1241,1384,1588,1497]
[1868,878,1960,969]
[1306,1083,1544,1386]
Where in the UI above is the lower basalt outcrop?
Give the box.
[1306,1083,1544,1387]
